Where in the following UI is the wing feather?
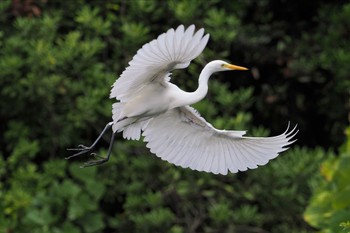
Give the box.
[219,147,228,175]
[222,140,237,173]
[203,146,214,172]
[173,26,184,60]
[210,152,219,174]
[216,140,227,173]
[182,28,203,56]
[229,142,248,171]
[110,25,209,102]
[165,29,175,60]
[143,106,298,175]
[196,145,209,171]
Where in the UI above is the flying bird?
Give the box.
[67,25,297,175]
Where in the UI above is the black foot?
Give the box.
[66,144,92,159]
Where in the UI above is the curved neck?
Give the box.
[178,65,214,106]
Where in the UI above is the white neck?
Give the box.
[174,65,215,106]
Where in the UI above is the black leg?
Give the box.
[81,132,116,168]
[66,121,113,159]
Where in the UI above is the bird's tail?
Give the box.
[112,102,148,140]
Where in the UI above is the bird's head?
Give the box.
[207,60,248,73]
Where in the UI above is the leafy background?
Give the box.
[0,0,349,232]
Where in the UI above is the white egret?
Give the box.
[67,25,297,175]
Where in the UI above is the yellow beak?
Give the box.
[224,63,248,70]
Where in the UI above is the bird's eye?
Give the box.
[221,64,225,67]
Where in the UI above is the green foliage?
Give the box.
[0,1,349,233]
[1,159,107,233]
[304,127,350,233]
[340,221,350,233]
[287,3,350,146]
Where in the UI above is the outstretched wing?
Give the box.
[110,25,210,102]
[143,106,298,175]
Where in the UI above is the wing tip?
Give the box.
[285,123,299,141]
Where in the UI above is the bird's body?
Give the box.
[121,83,171,118]
[67,25,297,175]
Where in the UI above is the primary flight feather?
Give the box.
[67,25,298,175]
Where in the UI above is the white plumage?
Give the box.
[68,25,298,175]
[143,106,297,175]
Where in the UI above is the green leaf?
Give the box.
[58,180,81,199]
[304,191,332,228]
[332,181,350,210]
[144,191,163,208]
[131,208,175,230]
[84,179,106,200]
[79,212,105,233]
[68,193,96,220]
[59,222,80,233]
[334,157,350,188]
[25,206,55,226]
[209,201,233,224]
